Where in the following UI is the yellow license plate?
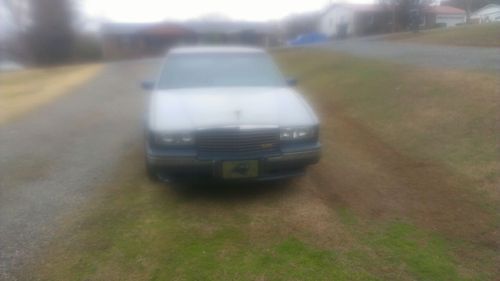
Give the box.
[222,160,259,179]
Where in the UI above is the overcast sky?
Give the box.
[81,0,375,23]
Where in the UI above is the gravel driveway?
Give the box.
[321,37,500,71]
[0,59,159,280]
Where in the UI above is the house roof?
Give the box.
[101,22,194,36]
[101,22,162,35]
[169,46,264,55]
[139,22,194,36]
[182,20,276,34]
[471,4,500,16]
[101,20,276,36]
[427,5,466,15]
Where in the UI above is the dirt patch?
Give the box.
[313,107,497,242]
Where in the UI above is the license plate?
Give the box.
[222,160,259,179]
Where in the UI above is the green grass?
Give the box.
[35,180,360,280]
[32,178,477,281]
[27,50,499,281]
[369,223,465,281]
[276,49,499,197]
[386,23,500,47]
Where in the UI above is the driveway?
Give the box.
[0,59,158,280]
[321,37,500,71]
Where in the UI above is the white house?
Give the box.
[318,4,468,38]
[319,5,356,37]
[426,5,466,27]
[471,4,500,23]
[318,4,389,38]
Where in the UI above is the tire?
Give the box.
[145,160,159,182]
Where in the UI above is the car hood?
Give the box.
[148,87,318,132]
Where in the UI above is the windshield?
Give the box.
[157,53,286,89]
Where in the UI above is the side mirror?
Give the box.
[287,77,298,86]
[141,80,154,91]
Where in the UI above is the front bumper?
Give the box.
[146,143,321,180]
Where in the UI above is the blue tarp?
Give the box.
[287,33,329,46]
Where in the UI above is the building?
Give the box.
[423,5,466,28]
[317,3,468,39]
[100,20,278,60]
[101,22,196,60]
[182,20,279,46]
[318,4,392,38]
[471,4,500,23]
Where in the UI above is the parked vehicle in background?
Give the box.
[142,46,321,181]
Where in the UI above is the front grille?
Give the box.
[196,128,280,157]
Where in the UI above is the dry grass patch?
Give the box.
[0,64,102,125]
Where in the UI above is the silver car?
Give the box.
[143,46,321,181]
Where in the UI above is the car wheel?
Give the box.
[145,160,159,181]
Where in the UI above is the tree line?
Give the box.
[2,0,100,65]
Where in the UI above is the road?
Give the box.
[0,59,157,280]
[322,37,500,71]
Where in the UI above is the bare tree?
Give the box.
[28,0,75,64]
[379,0,437,31]
[1,0,31,61]
[283,12,320,39]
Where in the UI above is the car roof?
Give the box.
[169,46,265,55]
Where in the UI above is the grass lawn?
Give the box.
[385,23,500,47]
[24,50,499,281]
[0,64,101,125]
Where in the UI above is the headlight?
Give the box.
[280,126,316,141]
[155,132,194,146]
